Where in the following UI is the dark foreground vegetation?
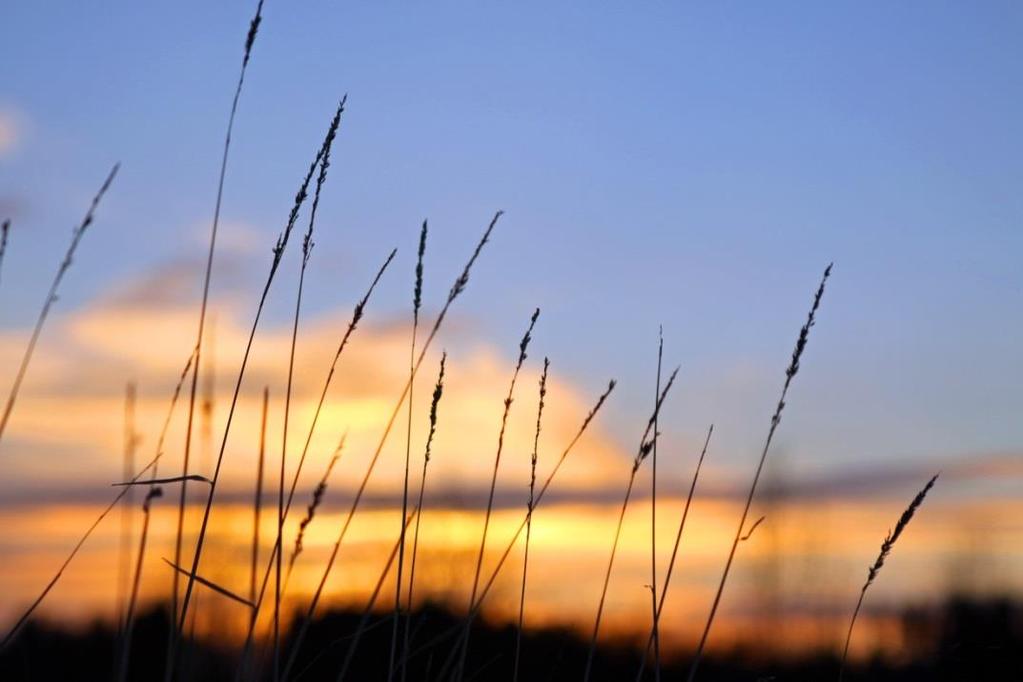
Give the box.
[2,597,1021,681]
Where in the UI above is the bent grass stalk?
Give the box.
[513,358,548,682]
[172,98,345,677]
[434,379,617,681]
[280,212,503,682]
[686,263,832,682]
[163,559,255,609]
[582,367,680,682]
[400,353,447,682]
[838,473,938,681]
[635,424,713,682]
[454,307,540,682]
[0,163,118,445]
[389,220,428,682]
[0,349,193,652]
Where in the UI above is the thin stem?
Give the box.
[400,353,445,682]
[171,98,344,679]
[454,308,540,682]
[650,327,663,682]
[838,473,938,681]
[434,379,616,682]
[279,213,502,682]
[635,424,713,682]
[390,220,427,682]
[252,387,269,604]
[236,248,396,679]
[686,264,832,682]
[513,358,548,682]
[167,6,264,676]
[276,186,318,682]
[0,164,118,445]
[583,367,680,682]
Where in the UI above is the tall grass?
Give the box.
[280,213,503,682]
[635,424,713,682]
[170,3,263,666]
[0,349,193,652]
[0,163,118,446]
[435,378,617,680]
[582,366,680,682]
[275,105,334,682]
[513,357,548,682]
[686,264,832,682]
[236,247,397,681]
[454,307,540,681]
[400,352,446,682]
[838,473,938,681]
[390,220,428,682]
[171,98,346,678]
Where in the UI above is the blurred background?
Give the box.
[0,0,1021,676]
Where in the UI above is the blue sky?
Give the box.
[1,1,1021,483]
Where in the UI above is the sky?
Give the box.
[0,0,1021,658]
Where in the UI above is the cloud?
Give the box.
[0,260,628,501]
[0,107,24,158]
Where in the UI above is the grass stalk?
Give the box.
[513,358,548,682]
[400,352,447,682]
[838,473,938,681]
[453,307,540,682]
[686,263,832,682]
[0,163,118,446]
[117,382,138,640]
[280,212,503,682]
[635,424,713,681]
[170,98,345,677]
[168,4,264,674]
[389,220,428,682]
[582,367,680,682]
[275,115,330,682]
[649,328,663,682]
[163,559,255,609]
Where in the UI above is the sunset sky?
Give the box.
[1,0,1021,659]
